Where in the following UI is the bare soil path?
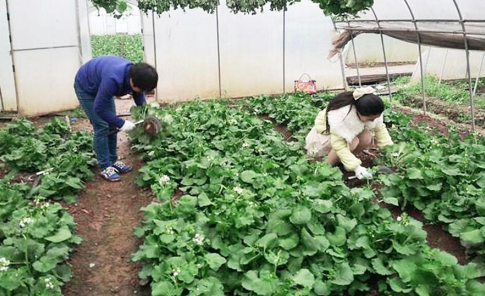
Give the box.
[62,98,153,296]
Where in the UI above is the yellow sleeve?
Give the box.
[373,124,393,148]
[330,133,362,171]
[314,109,327,134]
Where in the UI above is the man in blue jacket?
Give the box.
[74,55,158,182]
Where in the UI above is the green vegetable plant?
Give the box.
[130,100,485,296]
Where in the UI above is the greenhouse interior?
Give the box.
[1,0,485,295]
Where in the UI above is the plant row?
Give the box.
[245,92,485,260]
[129,100,485,296]
[0,118,95,295]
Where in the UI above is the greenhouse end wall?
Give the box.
[143,0,346,103]
[2,0,91,117]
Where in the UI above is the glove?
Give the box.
[354,166,372,180]
[120,120,136,132]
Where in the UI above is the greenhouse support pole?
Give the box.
[473,53,485,97]
[404,0,426,114]
[438,49,449,85]
[371,8,392,102]
[348,21,362,87]
[216,6,222,98]
[283,6,286,94]
[332,20,348,90]
[0,86,4,112]
[453,0,475,130]
[151,11,158,99]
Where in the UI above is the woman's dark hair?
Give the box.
[129,63,158,92]
[325,91,384,133]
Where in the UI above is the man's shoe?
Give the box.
[100,166,121,182]
[112,161,133,174]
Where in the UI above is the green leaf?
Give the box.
[388,277,412,293]
[0,269,23,290]
[372,257,393,275]
[264,250,289,266]
[460,229,485,247]
[313,280,331,296]
[407,168,424,179]
[476,198,485,216]
[33,256,58,272]
[433,250,457,266]
[383,197,399,206]
[116,1,128,13]
[279,233,299,250]
[267,210,293,236]
[290,206,312,225]
[293,269,315,288]
[204,253,227,270]
[197,192,212,207]
[337,214,357,232]
[313,199,333,214]
[152,281,181,296]
[326,226,346,247]
[256,233,278,249]
[241,170,258,183]
[192,277,225,296]
[426,183,442,191]
[441,167,462,176]
[331,262,354,286]
[392,260,417,282]
[66,177,83,189]
[242,270,279,296]
[45,226,72,243]
[454,263,482,280]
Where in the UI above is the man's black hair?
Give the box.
[129,63,158,92]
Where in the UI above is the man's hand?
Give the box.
[354,166,372,180]
[120,120,136,132]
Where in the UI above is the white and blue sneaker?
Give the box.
[112,161,133,174]
[100,166,121,182]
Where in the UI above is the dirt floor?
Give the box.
[59,97,154,296]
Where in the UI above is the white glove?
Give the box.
[354,166,373,180]
[120,120,136,132]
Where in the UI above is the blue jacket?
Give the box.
[75,56,146,127]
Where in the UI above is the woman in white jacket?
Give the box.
[305,87,393,180]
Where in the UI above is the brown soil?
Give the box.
[346,61,415,69]
[59,98,154,296]
[62,130,153,296]
[395,105,480,139]
[399,95,485,128]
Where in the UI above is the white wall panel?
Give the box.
[0,0,16,111]
[78,0,92,64]
[8,0,78,50]
[285,0,344,91]
[6,0,91,116]
[218,0,283,97]
[411,48,485,82]
[153,8,219,102]
[15,48,79,117]
[140,13,156,66]
[345,35,420,64]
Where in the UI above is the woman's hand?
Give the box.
[354,166,372,180]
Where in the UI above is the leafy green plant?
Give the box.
[94,0,374,16]
[91,34,143,63]
[130,100,485,296]
[379,131,485,257]
[0,203,81,295]
[0,117,94,295]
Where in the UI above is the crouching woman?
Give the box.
[305,87,393,180]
